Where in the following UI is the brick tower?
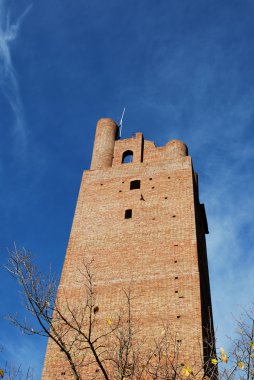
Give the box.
[42,118,215,379]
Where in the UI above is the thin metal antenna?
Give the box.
[119,107,126,138]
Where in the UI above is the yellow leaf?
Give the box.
[0,369,4,378]
[162,351,167,357]
[106,318,112,325]
[220,348,228,363]
[183,366,192,377]
[238,362,245,370]
[251,342,254,350]
[211,358,218,365]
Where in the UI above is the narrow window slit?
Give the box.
[125,209,132,219]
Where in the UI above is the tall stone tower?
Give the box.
[42,118,215,379]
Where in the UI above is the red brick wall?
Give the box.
[42,119,214,379]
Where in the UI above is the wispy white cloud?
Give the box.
[0,0,32,151]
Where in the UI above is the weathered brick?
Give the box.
[42,118,215,379]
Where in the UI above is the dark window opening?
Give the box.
[177,315,181,319]
[125,209,132,219]
[177,339,182,343]
[172,215,176,218]
[175,277,178,279]
[122,150,133,164]
[152,186,155,189]
[174,260,178,263]
[149,178,152,180]
[130,180,141,190]
[165,197,168,199]
[175,290,178,293]
[119,190,122,192]
[168,176,170,179]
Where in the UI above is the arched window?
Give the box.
[122,150,133,164]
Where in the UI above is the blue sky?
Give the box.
[1,0,254,377]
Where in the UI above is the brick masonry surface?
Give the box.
[41,118,214,379]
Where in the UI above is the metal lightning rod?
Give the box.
[119,107,126,138]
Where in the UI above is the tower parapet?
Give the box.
[165,139,188,158]
[90,118,118,170]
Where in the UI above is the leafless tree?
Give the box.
[6,247,121,379]
[0,345,34,380]
[218,308,254,380]
[6,246,217,380]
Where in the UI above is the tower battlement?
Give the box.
[91,118,188,170]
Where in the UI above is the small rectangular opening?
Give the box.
[125,209,132,219]
[130,180,140,190]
